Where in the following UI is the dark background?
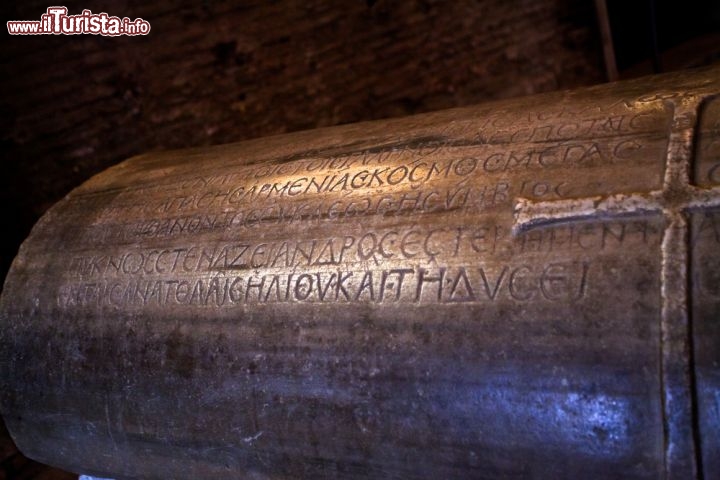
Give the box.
[0,1,718,478]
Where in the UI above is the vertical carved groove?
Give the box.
[512,93,720,479]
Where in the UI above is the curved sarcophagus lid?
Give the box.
[1,68,719,479]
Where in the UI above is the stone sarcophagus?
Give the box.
[1,68,719,479]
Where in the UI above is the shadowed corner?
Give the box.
[0,416,78,479]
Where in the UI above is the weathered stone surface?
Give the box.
[1,68,719,479]
[0,2,604,477]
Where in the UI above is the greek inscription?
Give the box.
[475,112,665,144]
[58,261,591,308]
[519,220,662,254]
[117,136,658,220]
[71,218,662,281]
